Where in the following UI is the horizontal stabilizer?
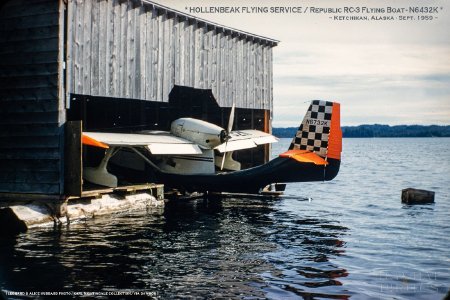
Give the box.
[279,149,328,165]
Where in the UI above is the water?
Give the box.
[1,138,449,299]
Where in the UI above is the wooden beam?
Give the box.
[64,120,82,197]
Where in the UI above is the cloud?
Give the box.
[271,43,450,126]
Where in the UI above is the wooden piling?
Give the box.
[401,188,435,204]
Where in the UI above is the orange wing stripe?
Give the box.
[82,134,109,149]
[279,149,328,165]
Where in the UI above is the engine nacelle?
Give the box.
[171,118,227,149]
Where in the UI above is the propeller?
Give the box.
[220,103,235,170]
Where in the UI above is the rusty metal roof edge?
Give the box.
[142,0,280,46]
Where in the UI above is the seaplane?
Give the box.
[82,100,342,194]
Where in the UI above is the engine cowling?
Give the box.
[171,118,226,149]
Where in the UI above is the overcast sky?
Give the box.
[158,0,450,126]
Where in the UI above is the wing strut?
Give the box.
[84,147,119,187]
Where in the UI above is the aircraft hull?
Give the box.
[156,157,340,194]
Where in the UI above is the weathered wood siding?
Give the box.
[0,0,65,195]
[68,0,275,109]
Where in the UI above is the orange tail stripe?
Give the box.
[279,149,328,165]
[82,134,109,149]
[327,102,342,160]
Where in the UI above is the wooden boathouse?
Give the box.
[0,0,278,201]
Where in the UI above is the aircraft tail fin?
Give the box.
[288,100,342,161]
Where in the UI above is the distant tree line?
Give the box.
[272,125,450,138]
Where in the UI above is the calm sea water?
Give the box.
[1,138,449,299]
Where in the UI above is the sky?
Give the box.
[158,0,450,126]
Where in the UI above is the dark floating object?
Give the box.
[402,188,435,204]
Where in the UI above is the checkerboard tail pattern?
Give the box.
[289,100,334,158]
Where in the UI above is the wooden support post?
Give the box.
[65,121,82,197]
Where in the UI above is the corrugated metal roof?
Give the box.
[144,0,279,47]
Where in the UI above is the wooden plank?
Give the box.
[65,0,74,109]
[0,12,60,31]
[72,0,83,94]
[125,3,136,98]
[0,87,57,100]
[104,0,112,96]
[118,1,127,97]
[0,38,59,55]
[238,38,244,106]
[0,148,60,160]
[0,26,59,43]
[162,15,173,101]
[183,20,191,88]
[156,13,165,102]
[0,124,60,137]
[82,0,92,95]
[0,51,58,66]
[90,0,100,96]
[145,7,153,100]
[228,35,234,106]
[138,6,146,100]
[150,7,158,100]
[200,26,207,89]
[0,0,55,10]
[250,42,256,109]
[0,112,59,125]
[64,121,82,197]
[218,32,225,106]
[190,22,196,88]
[98,0,107,96]
[0,192,62,202]
[111,0,120,96]
[231,36,238,106]
[262,46,267,107]
[210,28,217,96]
[268,47,273,112]
[1,99,59,113]
[0,159,61,172]
[0,75,58,89]
[0,1,58,19]
[265,46,271,110]
[174,17,181,85]
[134,6,141,100]
[0,183,60,194]
[0,169,60,182]
[243,40,249,108]
[57,0,65,124]
[0,63,58,77]
[194,23,201,88]
[0,135,61,148]
[169,16,176,98]
[255,43,262,109]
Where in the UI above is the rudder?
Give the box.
[288,100,341,160]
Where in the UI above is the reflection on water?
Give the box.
[262,209,349,299]
[0,197,348,299]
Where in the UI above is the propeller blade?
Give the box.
[221,103,235,170]
[227,103,235,134]
[220,151,226,170]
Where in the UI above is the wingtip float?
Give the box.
[81,100,342,194]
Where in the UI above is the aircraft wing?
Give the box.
[82,131,203,155]
[215,130,278,153]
